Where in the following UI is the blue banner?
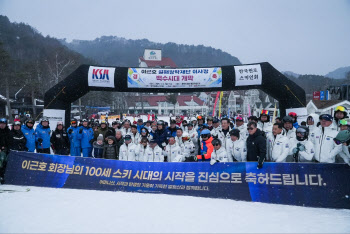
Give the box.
[320,91,325,100]
[4,151,350,209]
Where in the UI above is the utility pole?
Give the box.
[78,98,82,120]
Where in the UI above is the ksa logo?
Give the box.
[92,69,109,80]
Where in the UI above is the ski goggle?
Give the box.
[14,121,21,126]
[197,116,203,120]
[201,134,210,138]
[141,130,147,133]
[0,118,7,124]
[296,128,307,134]
[236,116,243,121]
[339,119,348,126]
[335,106,346,112]
[71,121,77,124]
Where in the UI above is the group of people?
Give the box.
[1,106,350,182]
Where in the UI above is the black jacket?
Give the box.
[50,128,70,151]
[9,129,27,151]
[115,137,124,159]
[246,128,266,162]
[0,126,10,153]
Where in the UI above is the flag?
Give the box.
[218,91,224,118]
[212,91,220,116]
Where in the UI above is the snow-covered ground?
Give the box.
[1,185,349,233]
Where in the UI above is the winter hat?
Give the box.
[229,129,240,138]
[124,134,132,141]
[97,134,104,142]
[319,114,333,122]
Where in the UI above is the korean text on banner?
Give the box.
[127,67,222,89]
[235,64,262,86]
[88,66,115,88]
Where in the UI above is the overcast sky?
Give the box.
[0,0,349,75]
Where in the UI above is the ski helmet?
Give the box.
[211,138,222,146]
[260,110,270,122]
[71,119,78,125]
[182,132,191,142]
[334,130,350,145]
[229,129,240,139]
[296,126,309,141]
[282,116,293,124]
[41,116,49,123]
[0,118,7,124]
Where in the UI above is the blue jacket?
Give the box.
[293,122,299,129]
[166,126,179,138]
[137,124,144,133]
[22,125,36,152]
[67,126,82,148]
[80,126,94,148]
[153,129,170,148]
[35,124,51,149]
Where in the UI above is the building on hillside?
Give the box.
[306,100,350,116]
[139,49,177,68]
[126,94,208,116]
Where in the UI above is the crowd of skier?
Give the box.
[1,105,350,182]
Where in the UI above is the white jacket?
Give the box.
[257,121,273,134]
[289,138,315,162]
[175,136,184,149]
[338,145,350,165]
[235,124,248,141]
[164,143,182,162]
[121,127,132,136]
[284,127,296,140]
[119,143,138,161]
[306,114,322,146]
[226,138,247,162]
[130,132,141,145]
[314,125,342,163]
[182,140,195,159]
[266,132,290,162]
[145,145,164,162]
[136,144,149,162]
[211,127,231,149]
[210,147,229,164]
[187,128,199,153]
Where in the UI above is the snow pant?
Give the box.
[55,148,70,156]
[82,147,92,158]
[70,147,81,156]
[37,148,50,154]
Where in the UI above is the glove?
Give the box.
[292,147,298,154]
[257,156,264,169]
[298,144,305,152]
[68,129,73,134]
[37,138,43,143]
[210,160,216,165]
[89,139,94,144]
[161,142,167,147]
[79,128,83,134]
[164,156,168,162]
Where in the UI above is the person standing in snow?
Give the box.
[289,126,315,162]
[314,114,342,163]
[35,117,51,154]
[67,119,82,156]
[50,122,70,155]
[246,121,266,169]
[22,118,36,152]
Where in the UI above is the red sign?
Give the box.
[313,91,320,100]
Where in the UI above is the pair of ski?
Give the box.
[0,188,30,193]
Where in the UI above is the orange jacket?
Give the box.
[197,137,214,161]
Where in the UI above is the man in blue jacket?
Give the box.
[67,119,82,156]
[35,117,51,154]
[153,120,170,149]
[22,118,36,152]
[80,119,94,157]
[136,119,144,133]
